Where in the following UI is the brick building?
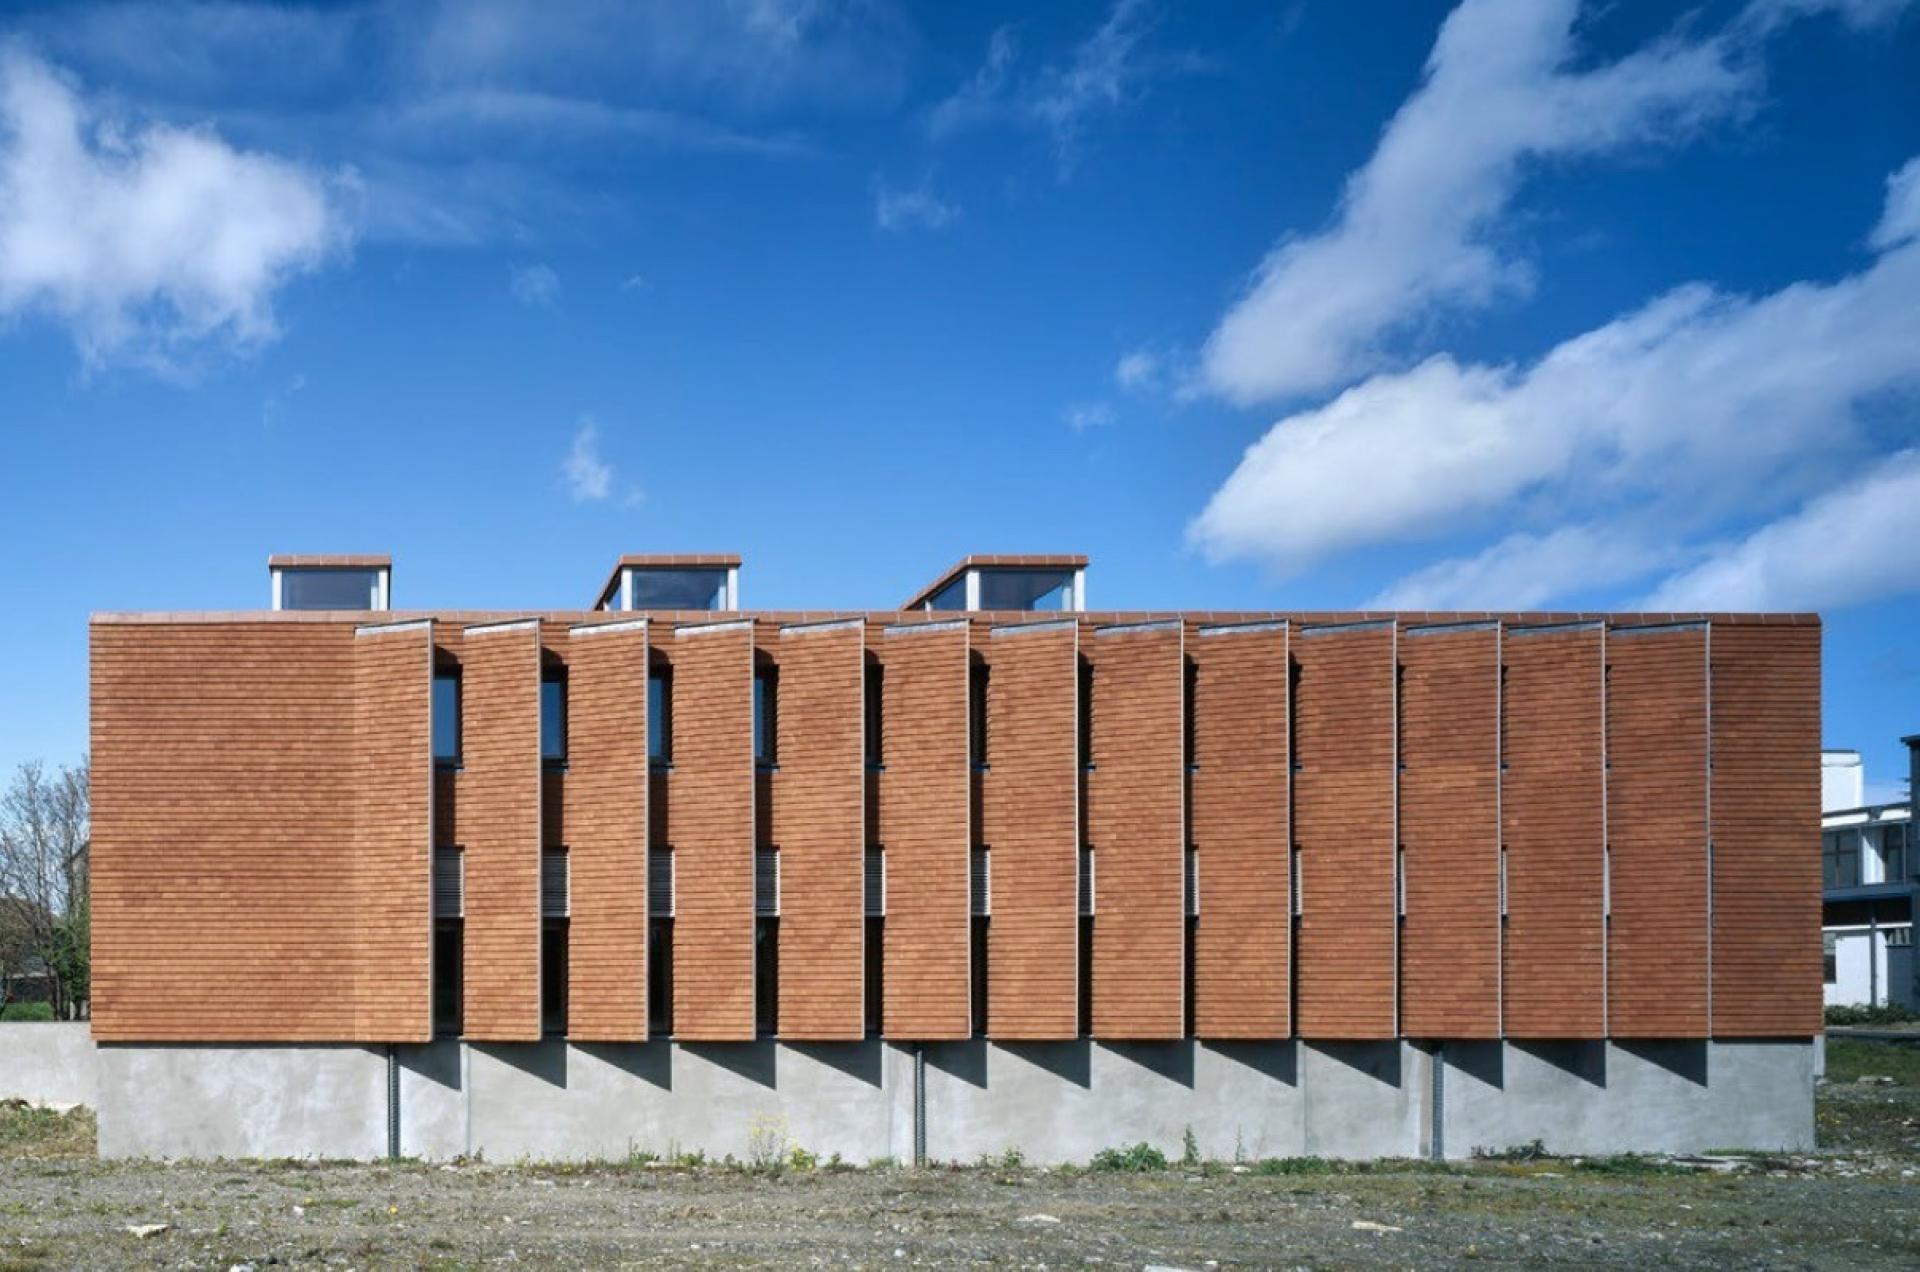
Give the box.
[83,553,1823,1162]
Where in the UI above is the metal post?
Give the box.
[386,1045,401,1160]
[912,1044,927,1168]
[1429,1043,1445,1162]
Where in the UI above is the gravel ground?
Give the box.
[0,1052,1915,1270]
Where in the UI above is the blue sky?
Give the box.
[2,0,1917,799]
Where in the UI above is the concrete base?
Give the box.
[65,1036,1817,1163]
[0,1023,96,1108]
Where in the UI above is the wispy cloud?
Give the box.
[929,0,1193,174]
[873,175,960,232]
[1063,401,1116,431]
[561,418,613,502]
[1196,0,1906,405]
[1114,348,1161,392]
[509,263,560,307]
[1191,154,1920,613]
[0,47,350,372]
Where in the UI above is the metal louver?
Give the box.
[865,847,885,917]
[970,847,990,917]
[756,847,780,917]
[649,849,675,918]
[541,850,569,918]
[1184,847,1198,918]
[433,848,463,919]
[1079,847,1094,917]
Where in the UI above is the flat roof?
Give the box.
[592,554,742,609]
[267,554,390,569]
[901,554,1090,610]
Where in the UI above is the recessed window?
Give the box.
[1823,932,1838,985]
[1823,829,1861,889]
[970,662,989,768]
[280,568,380,610]
[648,669,673,765]
[754,668,779,767]
[433,672,462,766]
[628,568,728,611]
[865,663,884,768]
[541,672,568,766]
[977,569,1074,611]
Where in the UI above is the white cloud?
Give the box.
[0,48,348,369]
[561,418,613,502]
[929,0,1185,171]
[1195,0,1896,405]
[1190,156,1920,611]
[1115,348,1160,392]
[1639,451,1920,611]
[872,176,960,232]
[509,263,560,306]
[1064,401,1115,431]
[1368,527,1676,611]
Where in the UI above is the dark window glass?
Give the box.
[1823,933,1838,985]
[865,664,884,768]
[648,918,674,1036]
[864,916,884,1036]
[1184,916,1197,1038]
[976,569,1073,611]
[1183,659,1197,771]
[927,575,968,611]
[541,918,568,1035]
[971,916,989,1037]
[280,568,379,610]
[970,663,989,767]
[433,672,461,765]
[1078,916,1093,1037]
[432,919,463,1036]
[628,568,727,610]
[648,669,672,764]
[1883,822,1909,883]
[754,668,778,766]
[541,673,567,764]
[1078,657,1094,769]
[1824,829,1862,889]
[755,917,779,1036]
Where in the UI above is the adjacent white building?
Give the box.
[1821,740,1916,1010]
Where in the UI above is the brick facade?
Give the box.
[91,607,1823,1045]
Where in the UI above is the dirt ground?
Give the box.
[0,1042,1915,1270]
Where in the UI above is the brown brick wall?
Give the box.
[351,622,434,1041]
[563,619,650,1041]
[1502,625,1606,1039]
[668,621,757,1041]
[1189,622,1289,1039]
[1086,622,1184,1040]
[982,621,1080,1040]
[460,620,543,1042]
[771,621,866,1041]
[1710,624,1822,1036]
[876,621,972,1040]
[1293,623,1397,1040]
[1607,626,1710,1038]
[1398,623,1500,1040]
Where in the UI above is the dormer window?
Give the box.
[903,555,1087,614]
[593,555,740,612]
[270,555,390,611]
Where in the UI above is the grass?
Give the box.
[0,1101,95,1161]
[1825,1003,1920,1028]
[0,1003,54,1022]
[1826,1037,1920,1086]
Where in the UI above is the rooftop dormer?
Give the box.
[902,554,1087,613]
[269,554,391,611]
[593,554,741,612]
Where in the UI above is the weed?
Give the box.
[1472,1139,1548,1163]
[1090,1142,1168,1172]
[787,1144,818,1172]
[1250,1155,1333,1175]
[745,1114,789,1173]
[1180,1126,1200,1167]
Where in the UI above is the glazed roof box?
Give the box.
[903,554,1088,613]
[593,554,742,613]
[269,554,391,612]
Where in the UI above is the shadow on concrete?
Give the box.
[1309,1041,1402,1087]
[398,1042,462,1092]
[1619,1039,1707,1087]
[477,1040,568,1088]
[1100,1040,1195,1088]
[788,1040,884,1088]
[578,1041,672,1090]
[1203,1040,1298,1087]
[1445,1041,1504,1091]
[999,1039,1091,1089]
[683,1039,777,1089]
[924,1040,988,1089]
[1514,1040,1605,1087]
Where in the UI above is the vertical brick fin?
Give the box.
[985,620,1080,1041]
[1398,622,1501,1040]
[90,622,363,1042]
[1190,622,1289,1040]
[1502,624,1606,1039]
[1711,623,1822,1037]
[565,619,650,1042]
[878,620,972,1040]
[460,620,544,1041]
[774,620,866,1041]
[669,620,757,1041]
[1607,625,1710,1038]
[352,620,435,1042]
[1088,621,1184,1040]
[1294,622,1397,1040]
